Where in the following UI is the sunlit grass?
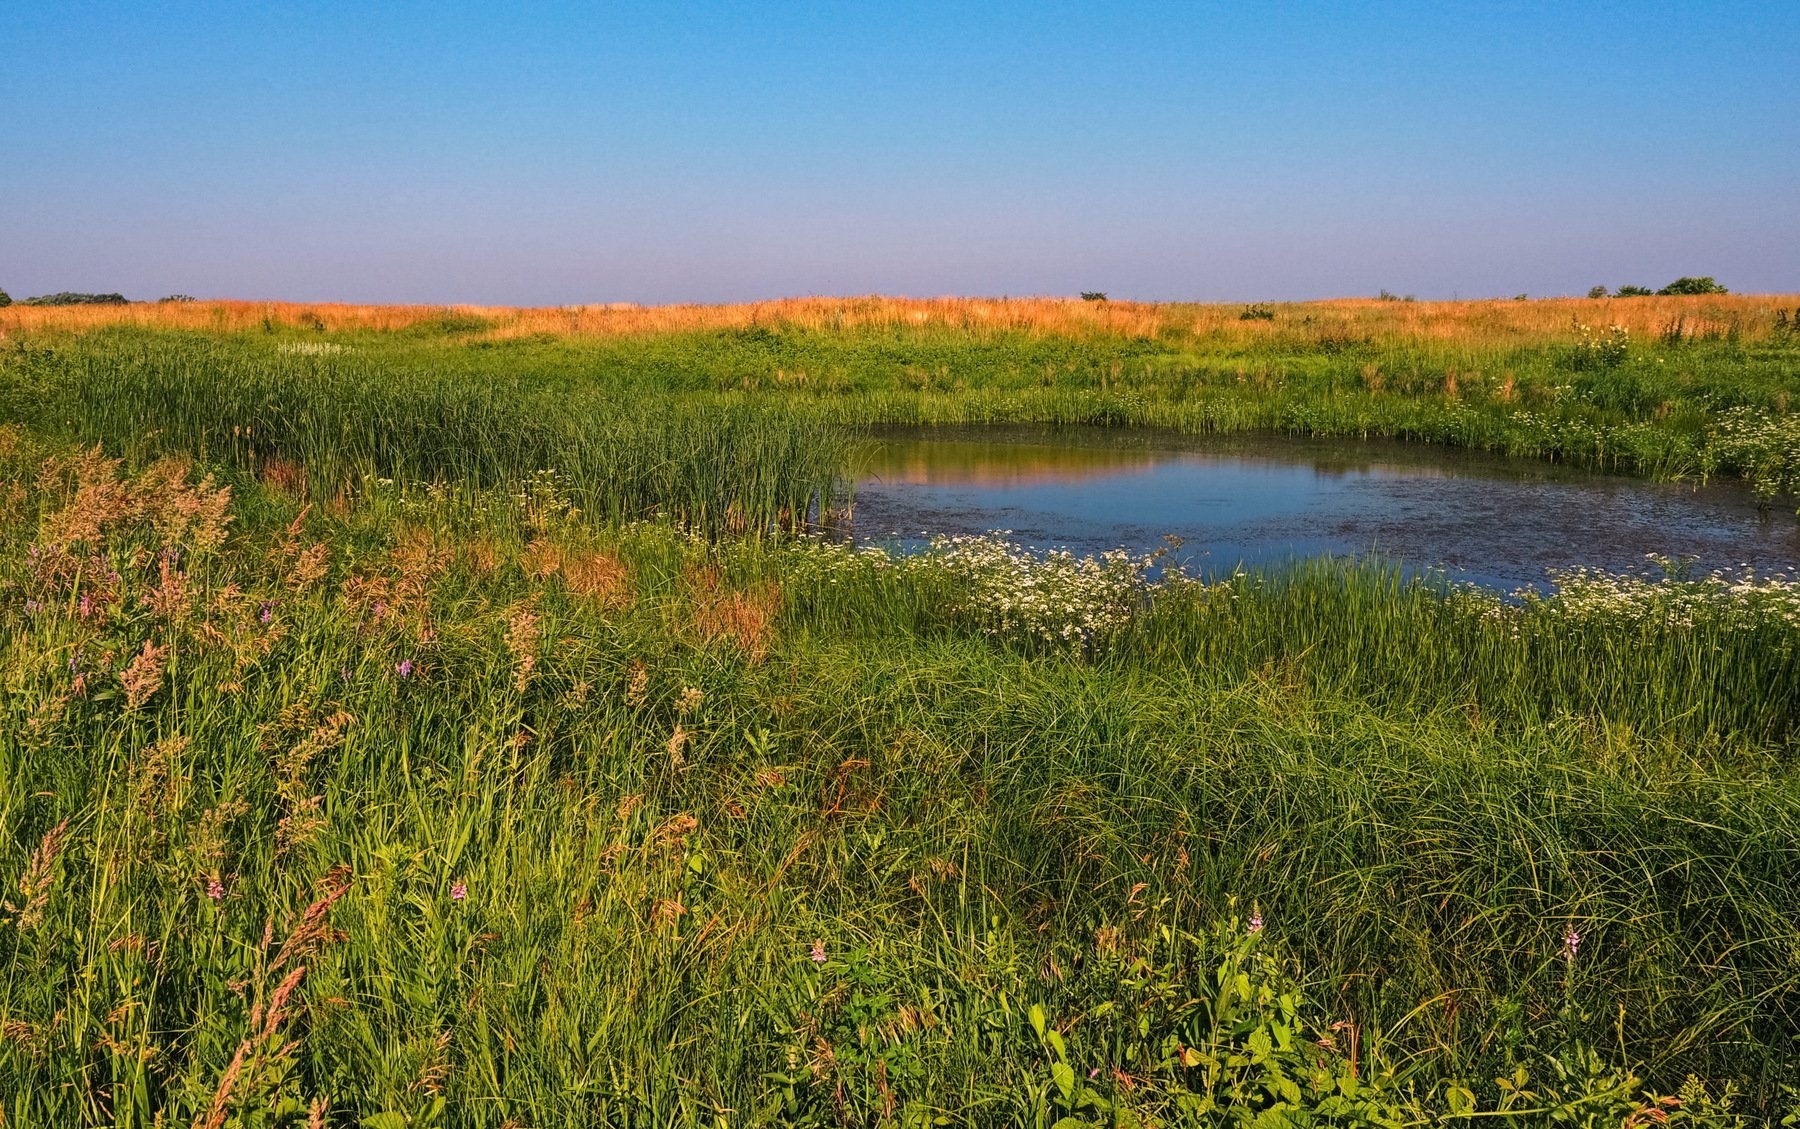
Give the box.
[1,428,1796,1124]
[5,292,1797,504]
[0,292,1796,1122]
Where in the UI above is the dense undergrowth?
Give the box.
[2,426,1797,1126]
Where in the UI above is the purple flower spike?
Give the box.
[1562,924,1581,963]
[810,940,827,963]
[395,658,414,679]
[1248,911,1264,934]
[451,881,467,901]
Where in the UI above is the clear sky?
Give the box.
[4,1,1797,305]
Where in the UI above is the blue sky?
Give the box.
[4,1,1797,304]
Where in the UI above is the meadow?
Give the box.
[1,296,1798,1126]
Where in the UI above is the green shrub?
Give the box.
[1080,291,1108,302]
[0,287,11,307]
[18,291,129,306]
[1659,276,1729,296]
[1239,303,1276,321]
[1587,285,1610,299]
[1616,285,1654,296]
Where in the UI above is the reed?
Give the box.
[5,335,846,537]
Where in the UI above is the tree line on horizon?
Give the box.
[0,278,1737,308]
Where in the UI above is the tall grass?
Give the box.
[7,296,1795,501]
[1,432,1796,1124]
[0,296,1796,1122]
[2,335,847,536]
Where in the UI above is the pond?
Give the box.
[847,426,1800,590]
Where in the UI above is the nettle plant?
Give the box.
[765,913,1399,1127]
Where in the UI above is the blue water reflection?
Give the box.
[848,427,1800,590]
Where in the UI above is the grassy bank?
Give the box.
[2,428,1797,1125]
[2,292,1798,505]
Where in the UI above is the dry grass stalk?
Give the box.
[685,565,780,659]
[4,818,71,929]
[121,640,170,711]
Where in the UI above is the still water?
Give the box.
[847,427,1800,590]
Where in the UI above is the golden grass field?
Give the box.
[4,292,1796,345]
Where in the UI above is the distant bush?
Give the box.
[0,287,10,307]
[1587,285,1610,299]
[18,292,129,306]
[1376,289,1415,302]
[158,294,196,303]
[1079,291,1107,302]
[1658,276,1729,296]
[1238,302,1275,321]
[1513,293,1529,301]
[1616,285,1654,297]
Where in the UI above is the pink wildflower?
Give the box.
[206,877,225,900]
[451,881,467,901]
[810,940,827,963]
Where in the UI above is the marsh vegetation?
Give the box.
[0,296,1797,1125]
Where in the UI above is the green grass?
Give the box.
[3,316,1798,504]
[0,312,1796,1124]
[1,429,1796,1126]
[1,333,849,537]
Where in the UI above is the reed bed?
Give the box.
[3,335,846,537]
[1,428,1797,1125]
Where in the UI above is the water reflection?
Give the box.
[849,426,1800,591]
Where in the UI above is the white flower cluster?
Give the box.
[1569,321,1630,368]
[275,342,352,356]
[911,533,1156,649]
[1524,564,1800,631]
[1708,407,1800,503]
[772,532,1155,651]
